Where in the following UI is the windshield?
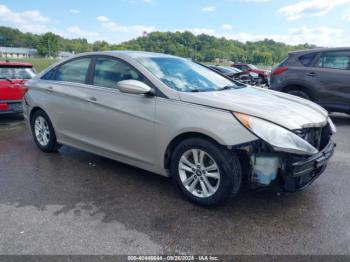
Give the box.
[248,64,257,69]
[214,66,236,74]
[134,56,240,92]
[221,66,242,73]
[0,67,36,80]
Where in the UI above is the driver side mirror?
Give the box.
[117,80,154,96]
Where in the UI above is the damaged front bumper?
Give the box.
[283,140,336,192]
[241,136,335,192]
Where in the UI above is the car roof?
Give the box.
[102,50,178,59]
[289,47,350,55]
[0,61,33,67]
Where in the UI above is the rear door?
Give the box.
[310,51,350,111]
[37,56,95,145]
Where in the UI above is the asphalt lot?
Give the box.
[0,113,349,255]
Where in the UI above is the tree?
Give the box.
[37,32,60,57]
[0,26,317,64]
[92,41,110,51]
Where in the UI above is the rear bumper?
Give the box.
[0,100,23,114]
[283,140,336,192]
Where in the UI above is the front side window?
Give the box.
[316,52,350,70]
[0,67,36,80]
[93,57,143,89]
[133,56,240,92]
[56,58,91,83]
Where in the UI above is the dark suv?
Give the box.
[270,47,350,114]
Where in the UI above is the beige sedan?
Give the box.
[23,51,336,206]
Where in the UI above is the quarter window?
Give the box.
[316,52,350,70]
[41,68,56,80]
[93,57,143,89]
[56,58,91,83]
[298,53,317,66]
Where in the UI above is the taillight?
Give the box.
[0,103,9,111]
[22,87,29,95]
[271,66,288,76]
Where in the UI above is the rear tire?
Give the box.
[31,110,61,152]
[170,138,241,207]
[287,89,310,100]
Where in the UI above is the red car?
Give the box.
[231,63,270,85]
[0,61,36,114]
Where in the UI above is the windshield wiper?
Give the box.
[188,89,201,92]
[218,84,247,91]
[218,85,236,91]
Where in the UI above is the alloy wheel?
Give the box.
[178,149,221,198]
[34,116,50,147]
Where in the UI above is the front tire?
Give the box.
[170,138,241,207]
[31,110,60,152]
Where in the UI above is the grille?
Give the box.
[294,125,331,150]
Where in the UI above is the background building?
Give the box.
[0,47,38,58]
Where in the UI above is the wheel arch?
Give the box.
[29,106,45,123]
[281,84,315,101]
[163,132,224,170]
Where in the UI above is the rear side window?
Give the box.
[316,51,350,70]
[93,57,143,89]
[298,53,317,66]
[56,58,91,83]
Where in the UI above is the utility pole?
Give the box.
[193,44,198,61]
[48,39,51,58]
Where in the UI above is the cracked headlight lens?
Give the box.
[234,112,319,155]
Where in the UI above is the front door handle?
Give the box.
[307,72,317,77]
[45,86,54,92]
[88,96,97,102]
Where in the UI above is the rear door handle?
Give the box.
[307,72,317,77]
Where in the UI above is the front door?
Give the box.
[81,56,157,167]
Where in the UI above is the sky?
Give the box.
[0,0,350,47]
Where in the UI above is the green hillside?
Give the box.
[0,26,316,64]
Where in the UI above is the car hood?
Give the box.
[178,87,328,130]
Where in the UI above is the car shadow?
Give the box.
[0,113,24,126]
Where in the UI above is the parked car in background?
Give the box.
[270,47,350,114]
[232,63,270,85]
[208,65,260,85]
[0,61,36,114]
[24,51,335,206]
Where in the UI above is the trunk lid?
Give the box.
[0,79,27,100]
[0,65,35,100]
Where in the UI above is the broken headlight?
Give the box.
[234,112,319,155]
